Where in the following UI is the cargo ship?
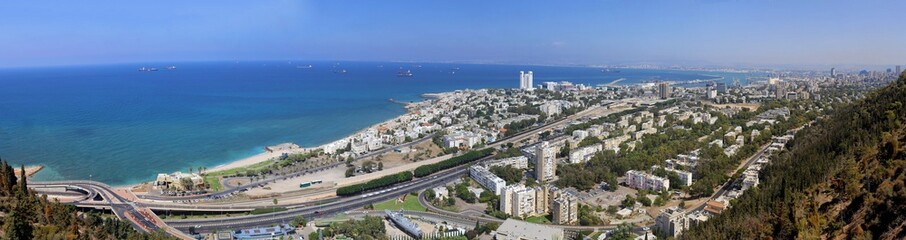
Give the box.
[397,70,414,77]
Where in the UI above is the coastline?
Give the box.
[204,97,428,176]
[14,165,44,179]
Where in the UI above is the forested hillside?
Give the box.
[683,73,906,239]
[0,160,173,239]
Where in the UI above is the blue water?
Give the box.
[0,61,756,185]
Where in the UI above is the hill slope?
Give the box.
[683,73,906,240]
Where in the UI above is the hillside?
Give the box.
[0,160,174,240]
[683,73,906,239]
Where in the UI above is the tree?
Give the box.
[345,167,355,178]
[291,216,307,227]
[4,166,33,240]
[610,223,634,240]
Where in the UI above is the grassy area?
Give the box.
[525,215,552,224]
[203,160,274,191]
[250,206,288,215]
[372,195,427,212]
[159,212,249,220]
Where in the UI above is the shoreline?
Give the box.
[204,97,430,176]
[15,165,44,179]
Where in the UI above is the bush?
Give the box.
[336,171,413,196]
[413,149,494,177]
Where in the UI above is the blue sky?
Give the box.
[1,1,904,68]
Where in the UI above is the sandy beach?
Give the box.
[15,165,44,179]
[205,99,426,175]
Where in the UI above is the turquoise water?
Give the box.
[0,61,756,185]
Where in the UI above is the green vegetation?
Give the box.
[202,159,274,191]
[494,146,522,159]
[683,74,906,239]
[489,165,523,185]
[525,215,552,224]
[336,171,413,196]
[0,160,175,239]
[290,216,307,227]
[413,148,494,177]
[453,180,477,203]
[577,136,602,147]
[372,195,427,211]
[249,206,287,215]
[502,118,539,137]
[577,204,604,226]
[322,215,386,240]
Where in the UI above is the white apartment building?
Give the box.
[469,165,507,195]
[551,194,578,225]
[500,185,536,217]
[484,156,529,169]
[568,144,602,164]
[656,206,689,238]
[519,71,534,90]
[535,141,557,182]
[442,131,482,149]
[625,170,670,192]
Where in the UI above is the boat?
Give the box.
[397,70,413,77]
[138,67,158,72]
[166,66,176,70]
[296,64,313,69]
[385,210,422,239]
[601,69,620,73]
[334,69,347,74]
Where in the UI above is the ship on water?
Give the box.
[296,64,313,69]
[166,66,176,70]
[397,69,414,77]
[333,69,347,74]
[138,67,158,72]
[600,69,620,73]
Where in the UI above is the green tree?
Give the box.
[290,216,307,227]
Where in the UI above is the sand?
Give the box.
[205,104,418,174]
[14,165,44,179]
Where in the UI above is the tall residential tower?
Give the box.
[535,141,556,182]
[519,71,534,90]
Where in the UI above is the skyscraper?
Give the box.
[519,71,534,90]
[897,65,902,75]
[534,141,556,182]
[658,82,671,99]
[830,68,836,77]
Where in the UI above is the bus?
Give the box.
[299,180,323,188]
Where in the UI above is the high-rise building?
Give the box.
[897,65,902,75]
[519,71,534,90]
[551,195,578,225]
[500,185,536,218]
[830,67,836,77]
[534,141,556,182]
[656,207,689,238]
[716,82,727,93]
[657,82,671,99]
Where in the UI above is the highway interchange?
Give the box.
[29,103,667,237]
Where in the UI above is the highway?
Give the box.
[29,103,627,237]
[139,134,437,202]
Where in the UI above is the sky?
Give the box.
[1,1,904,68]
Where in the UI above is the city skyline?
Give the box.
[1,1,905,68]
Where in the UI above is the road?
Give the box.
[30,103,628,237]
[139,134,437,202]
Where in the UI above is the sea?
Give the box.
[0,61,759,186]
